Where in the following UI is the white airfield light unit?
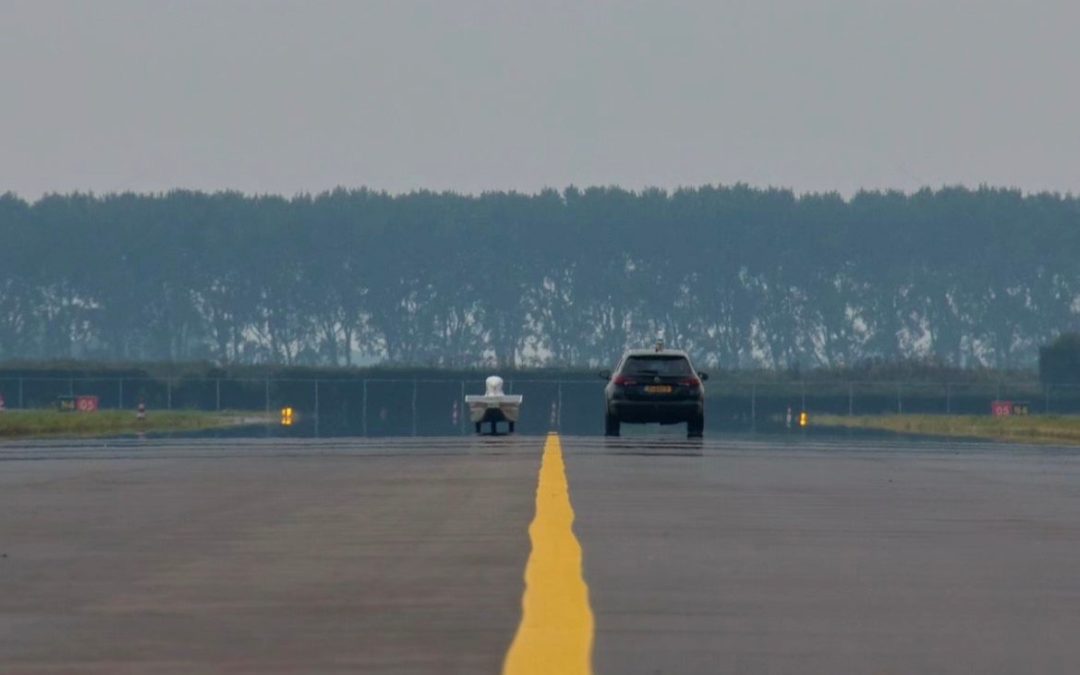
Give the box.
[465,375,523,435]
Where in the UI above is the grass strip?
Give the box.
[0,409,270,439]
[816,414,1080,445]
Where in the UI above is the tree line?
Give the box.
[1,185,1077,369]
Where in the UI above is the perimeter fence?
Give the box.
[2,375,1079,436]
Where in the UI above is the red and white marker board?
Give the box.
[76,395,99,413]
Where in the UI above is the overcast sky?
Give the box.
[2,0,1078,199]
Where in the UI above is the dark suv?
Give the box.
[601,348,708,437]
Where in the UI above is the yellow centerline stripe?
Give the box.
[503,433,594,675]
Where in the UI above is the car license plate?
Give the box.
[645,385,672,394]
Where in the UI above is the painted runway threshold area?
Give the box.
[503,433,594,675]
[3,433,1080,673]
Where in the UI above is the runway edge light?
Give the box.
[281,406,294,426]
[799,411,809,428]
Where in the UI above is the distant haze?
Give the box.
[2,0,1079,199]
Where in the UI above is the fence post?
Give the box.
[166,378,172,410]
[848,382,853,416]
[118,378,124,410]
[459,380,466,435]
[411,379,418,437]
[1045,384,1051,414]
[362,379,368,437]
[18,377,23,409]
[69,378,74,397]
[216,379,222,412]
[314,380,320,438]
[897,383,903,415]
[945,383,951,415]
[264,377,270,416]
[750,382,757,428]
[800,381,806,412]
[557,381,563,431]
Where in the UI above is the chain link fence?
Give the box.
[1,376,1078,436]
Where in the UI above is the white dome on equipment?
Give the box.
[485,375,505,396]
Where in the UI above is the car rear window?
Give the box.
[620,355,693,377]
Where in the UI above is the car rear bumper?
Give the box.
[609,399,702,424]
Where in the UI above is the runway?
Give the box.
[2,433,1080,673]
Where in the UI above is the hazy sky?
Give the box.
[2,0,1078,199]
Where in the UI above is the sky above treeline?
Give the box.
[2,0,1078,199]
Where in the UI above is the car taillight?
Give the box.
[612,375,637,386]
[680,377,701,389]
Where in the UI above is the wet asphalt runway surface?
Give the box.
[2,433,1080,674]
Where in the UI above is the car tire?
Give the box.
[604,412,620,437]
[687,414,704,438]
